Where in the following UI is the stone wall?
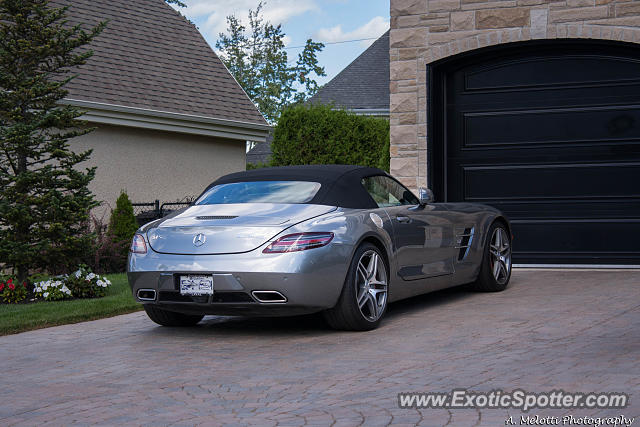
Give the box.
[389,0,640,190]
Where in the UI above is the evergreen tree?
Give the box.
[107,191,139,247]
[0,0,105,281]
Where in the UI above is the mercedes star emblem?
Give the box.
[193,233,206,247]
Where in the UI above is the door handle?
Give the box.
[395,215,411,223]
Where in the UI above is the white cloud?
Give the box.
[314,16,389,47]
[182,0,318,38]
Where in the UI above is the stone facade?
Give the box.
[389,0,640,190]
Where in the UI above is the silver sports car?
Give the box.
[128,165,512,331]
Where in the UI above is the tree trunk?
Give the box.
[16,153,28,284]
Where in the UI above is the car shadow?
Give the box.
[385,284,475,319]
[143,281,500,338]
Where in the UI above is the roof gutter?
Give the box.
[349,108,389,117]
[61,99,272,142]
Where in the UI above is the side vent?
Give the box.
[455,227,475,261]
[196,215,238,220]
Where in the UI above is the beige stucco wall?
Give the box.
[390,0,640,190]
[71,124,245,216]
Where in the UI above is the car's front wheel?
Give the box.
[143,305,204,327]
[471,221,512,292]
[324,242,389,331]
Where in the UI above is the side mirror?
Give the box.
[418,187,434,205]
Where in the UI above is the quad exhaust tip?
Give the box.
[251,290,287,303]
[137,289,157,301]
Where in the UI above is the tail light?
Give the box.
[263,232,334,253]
[130,234,147,254]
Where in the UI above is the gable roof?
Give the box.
[51,0,268,130]
[246,134,273,165]
[309,31,389,112]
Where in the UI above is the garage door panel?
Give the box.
[461,163,640,201]
[481,200,640,220]
[450,83,640,110]
[462,106,640,148]
[464,56,640,92]
[511,220,640,262]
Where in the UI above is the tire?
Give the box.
[143,305,204,327]
[323,242,389,331]
[470,221,512,292]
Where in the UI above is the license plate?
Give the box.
[179,275,213,296]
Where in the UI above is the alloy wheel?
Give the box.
[355,250,388,322]
[489,227,511,285]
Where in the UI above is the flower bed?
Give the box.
[1,266,112,304]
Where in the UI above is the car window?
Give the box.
[196,181,321,205]
[361,176,419,208]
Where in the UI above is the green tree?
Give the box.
[107,191,138,246]
[0,0,105,281]
[216,2,326,123]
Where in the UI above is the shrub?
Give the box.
[106,191,138,269]
[89,212,129,274]
[246,161,271,170]
[271,104,390,171]
[108,191,139,244]
[65,266,112,298]
[33,278,72,301]
[0,277,28,304]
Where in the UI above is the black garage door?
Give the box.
[429,40,640,265]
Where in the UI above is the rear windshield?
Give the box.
[196,181,321,205]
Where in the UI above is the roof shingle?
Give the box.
[51,0,267,126]
[309,31,389,111]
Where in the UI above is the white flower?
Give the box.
[103,277,111,286]
[74,270,82,278]
[86,273,96,281]
[35,287,42,293]
[43,292,49,298]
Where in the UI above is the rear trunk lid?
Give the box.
[146,203,336,255]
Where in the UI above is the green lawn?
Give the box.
[0,273,142,336]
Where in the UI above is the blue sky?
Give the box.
[175,0,390,85]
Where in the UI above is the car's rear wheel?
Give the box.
[471,221,512,292]
[143,305,204,327]
[324,243,388,331]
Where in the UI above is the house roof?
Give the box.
[309,31,389,112]
[51,0,268,129]
[246,134,273,165]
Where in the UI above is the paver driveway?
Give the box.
[1,269,639,426]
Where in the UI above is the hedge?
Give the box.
[271,104,390,171]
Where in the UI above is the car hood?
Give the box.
[146,203,336,255]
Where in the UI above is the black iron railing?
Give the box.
[131,199,194,226]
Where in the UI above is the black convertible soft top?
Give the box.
[207,165,389,209]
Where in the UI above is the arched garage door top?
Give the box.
[426,25,640,64]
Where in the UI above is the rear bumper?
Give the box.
[127,242,352,316]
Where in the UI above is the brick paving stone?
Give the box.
[1,270,639,426]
